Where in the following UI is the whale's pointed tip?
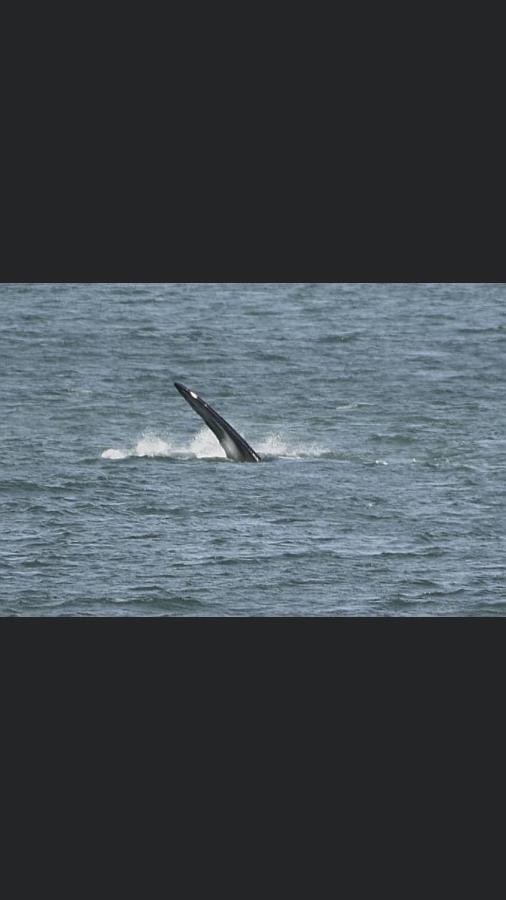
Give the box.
[175,382,200,402]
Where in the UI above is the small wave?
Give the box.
[318,332,360,344]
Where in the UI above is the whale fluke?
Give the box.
[175,383,262,463]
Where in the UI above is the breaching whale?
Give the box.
[175,383,262,463]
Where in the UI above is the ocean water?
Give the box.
[1,282,505,617]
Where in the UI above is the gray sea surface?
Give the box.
[1,282,505,616]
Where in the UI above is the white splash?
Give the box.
[189,428,226,459]
[134,435,172,457]
[102,428,225,461]
[102,429,329,462]
[257,433,328,459]
[101,448,130,461]
[102,431,172,461]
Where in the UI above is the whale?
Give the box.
[175,383,262,463]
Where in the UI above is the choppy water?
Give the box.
[1,282,505,616]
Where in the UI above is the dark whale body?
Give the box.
[175,383,262,463]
